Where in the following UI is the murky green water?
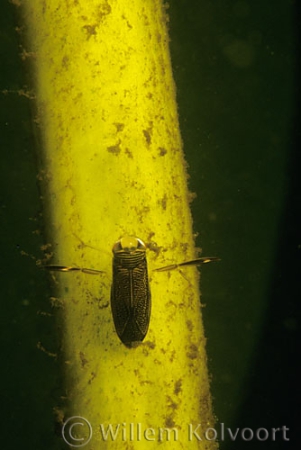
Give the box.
[1,1,298,449]
[169,1,298,448]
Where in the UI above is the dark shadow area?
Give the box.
[0,3,65,449]
[231,5,300,449]
[168,0,299,447]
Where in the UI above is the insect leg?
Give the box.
[44,265,103,275]
[154,257,220,272]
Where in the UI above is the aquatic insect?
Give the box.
[45,236,219,347]
[110,236,150,346]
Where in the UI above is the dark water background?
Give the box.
[0,1,299,449]
[168,1,300,448]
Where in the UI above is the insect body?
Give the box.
[45,236,219,346]
[111,236,151,347]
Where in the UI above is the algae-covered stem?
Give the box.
[20,0,218,448]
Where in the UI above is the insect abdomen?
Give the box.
[111,251,151,347]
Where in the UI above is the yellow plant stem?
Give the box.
[21,0,218,448]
